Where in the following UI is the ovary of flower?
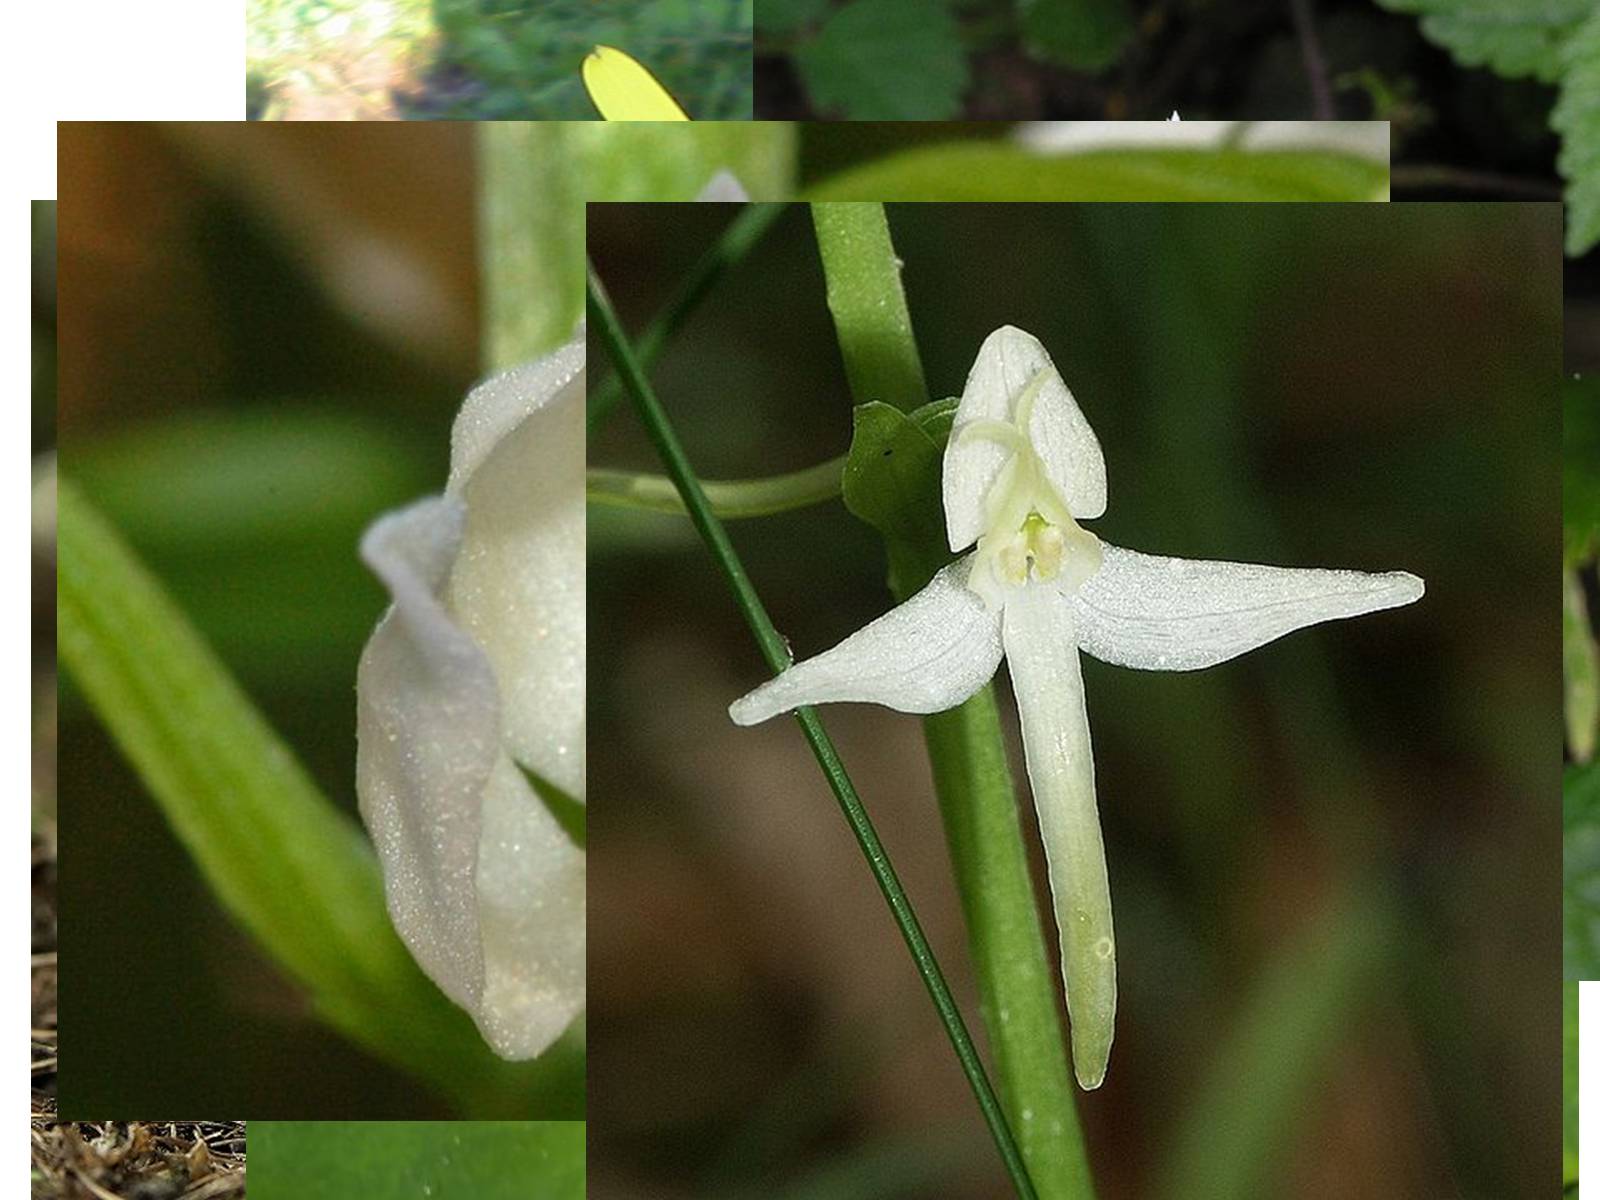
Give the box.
[355,329,585,1062]
[729,324,1423,1090]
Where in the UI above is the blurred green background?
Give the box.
[250,1121,584,1198]
[587,203,1559,1197]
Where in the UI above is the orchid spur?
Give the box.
[730,325,1424,1089]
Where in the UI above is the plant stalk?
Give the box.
[811,203,929,413]
[586,263,1037,1200]
[812,200,1096,1197]
[586,455,845,519]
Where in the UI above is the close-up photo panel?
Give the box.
[23,86,1591,1200]
[588,200,1559,1198]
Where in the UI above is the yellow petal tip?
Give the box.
[581,45,691,121]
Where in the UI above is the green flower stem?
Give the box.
[811,203,929,413]
[587,202,790,432]
[1566,566,1598,762]
[815,201,1094,1196]
[923,691,1096,1193]
[586,264,1037,1200]
[56,475,579,1117]
[481,122,581,369]
[586,455,845,519]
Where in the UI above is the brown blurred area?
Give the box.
[56,122,478,434]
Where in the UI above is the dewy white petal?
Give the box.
[1002,581,1115,1090]
[729,556,1004,725]
[1071,542,1425,672]
[356,328,587,1061]
[445,337,586,801]
[944,325,1106,551]
[356,497,585,1058]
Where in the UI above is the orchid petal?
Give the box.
[356,499,585,1059]
[1002,581,1115,1090]
[356,328,586,1060]
[1072,543,1425,672]
[729,556,1004,725]
[446,340,586,802]
[944,325,1106,552]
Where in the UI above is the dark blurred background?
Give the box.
[757,0,1566,137]
[587,203,1560,1198]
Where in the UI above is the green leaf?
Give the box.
[1370,0,1591,83]
[794,0,968,120]
[1554,6,1600,255]
[64,410,429,690]
[806,146,1389,201]
[1566,981,1579,1188]
[1566,376,1600,566]
[1019,0,1133,71]
[841,398,957,597]
[55,475,581,1115]
[1565,761,1600,978]
[758,0,831,35]
[250,1122,585,1199]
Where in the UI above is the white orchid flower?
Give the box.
[729,325,1423,1089]
[355,328,585,1061]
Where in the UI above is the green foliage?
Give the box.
[1370,0,1588,82]
[1565,377,1600,566]
[1554,8,1600,255]
[1374,0,1598,254]
[841,398,956,597]
[1019,0,1132,71]
[807,146,1389,201]
[756,0,831,36]
[1566,982,1579,1190]
[432,0,751,118]
[249,0,750,118]
[250,1122,585,1199]
[66,409,427,691]
[1565,762,1600,978]
[793,0,969,119]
